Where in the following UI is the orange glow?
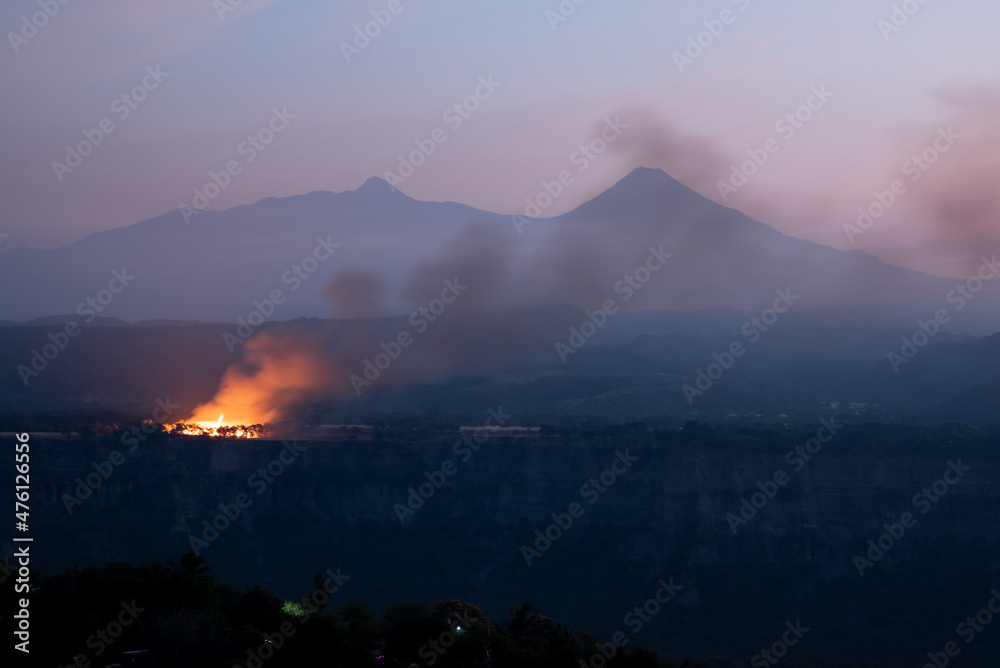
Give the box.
[168,331,331,438]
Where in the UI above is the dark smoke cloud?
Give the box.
[903,82,1000,273]
[605,107,730,199]
[297,113,727,396]
[324,269,387,319]
[223,99,994,414]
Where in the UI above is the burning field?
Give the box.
[166,416,269,439]
[165,330,332,438]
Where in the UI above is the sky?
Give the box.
[1,0,998,277]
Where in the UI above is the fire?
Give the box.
[169,412,266,438]
[168,331,332,438]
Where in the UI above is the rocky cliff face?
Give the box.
[23,431,999,573]
[14,428,1000,664]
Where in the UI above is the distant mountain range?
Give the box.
[0,168,971,323]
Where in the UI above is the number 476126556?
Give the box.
[15,433,29,525]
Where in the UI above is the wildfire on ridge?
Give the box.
[166,330,332,439]
[167,414,268,439]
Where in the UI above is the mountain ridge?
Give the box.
[0,167,958,321]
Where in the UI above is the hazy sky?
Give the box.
[1,0,998,277]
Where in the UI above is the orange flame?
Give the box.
[169,331,331,438]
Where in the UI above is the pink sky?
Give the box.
[1,0,998,277]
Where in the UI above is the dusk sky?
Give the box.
[2,0,998,277]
